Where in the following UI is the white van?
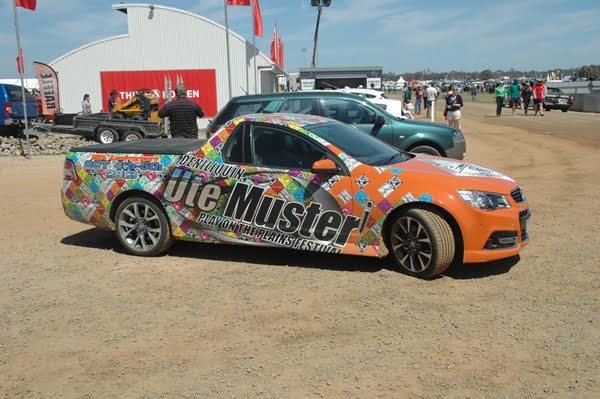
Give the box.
[335,88,414,120]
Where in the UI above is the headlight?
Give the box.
[458,190,511,211]
[452,129,464,139]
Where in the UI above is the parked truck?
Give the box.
[0,83,38,135]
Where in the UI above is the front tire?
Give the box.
[115,197,173,256]
[388,208,455,278]
[96,127,118,144]
[408,144,442,157]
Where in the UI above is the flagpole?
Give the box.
[251,0,257,94]
[12,0,31,159]
[224,0,232,100]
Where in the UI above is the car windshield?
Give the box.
[306,121,411,166]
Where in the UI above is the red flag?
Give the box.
[226,0,261,37]
[16,0,37,10]
[253,0,263,37]
[16,48,25,74]
[270,24,279,65]
[278,38,284,69]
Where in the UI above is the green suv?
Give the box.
[206,91,466,159]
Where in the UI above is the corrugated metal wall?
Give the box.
[51,4,279,127]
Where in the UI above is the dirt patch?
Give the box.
[1,101,599,398]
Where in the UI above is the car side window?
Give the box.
[223,123,250,164]
[279,98,318,115]
[250,124,328,170]
[233,101,269,117]
[321,98,377,125]
[226,100,280,121]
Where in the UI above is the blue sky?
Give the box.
[1,0,599,78]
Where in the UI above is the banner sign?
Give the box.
[33,61,60,116]
[366,78,381,89]
[100,69,217,116]
[300,79,315,90]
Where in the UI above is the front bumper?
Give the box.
[545,102,571,111]
[457,200,530,264]
[446,137,466,160]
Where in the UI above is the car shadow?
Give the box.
[61,228,519,279]
[60,228,384,274]
[442,255,520,279]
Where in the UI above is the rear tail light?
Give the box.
[3,102,12,116]
[63,159,77,181]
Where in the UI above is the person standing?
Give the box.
[107,90,118,112]
[494,82,506,116]
[521,82,533,115]
[425,84,438,118]
[157,84,205,138]
[470,84,478,101]
[403,86,412,111]
[414,85,423,115]
[532,78,546,116]
[445,85,464,129]
[508,79,521,116]
[81,94,92,115]
[443,90,450,124]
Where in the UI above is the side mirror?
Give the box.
[374,115,385,126]
[311,159,338,175]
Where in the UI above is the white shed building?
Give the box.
[51,3,282,127]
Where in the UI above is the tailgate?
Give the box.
[10,100,38,119]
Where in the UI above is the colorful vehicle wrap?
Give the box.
[62,113,530,277]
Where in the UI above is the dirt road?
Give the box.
[1,102,599,398]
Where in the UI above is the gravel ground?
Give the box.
[1,101,599,398]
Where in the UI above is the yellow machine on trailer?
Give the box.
[111,89,161,122]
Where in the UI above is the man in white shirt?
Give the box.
[425,85,438,118]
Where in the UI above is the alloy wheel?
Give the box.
[390,215,433,273]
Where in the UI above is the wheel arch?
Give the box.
[110,189,166,223]
[381,201,464,264]
[406,140,447,157]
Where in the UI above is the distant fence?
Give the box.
[547,81,600,113]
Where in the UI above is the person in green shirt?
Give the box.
[403,86,413,111]
[494,82,507,116]
[508,79,522,116]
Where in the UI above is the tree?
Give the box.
[480,69,493,80]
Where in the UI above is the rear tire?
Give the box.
[96,127,118,144]
[115,196,173,256]
[561,109,568,113]
[122,130,143,141]
[388,208,455,278]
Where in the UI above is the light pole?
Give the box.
[310,0,331,68]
